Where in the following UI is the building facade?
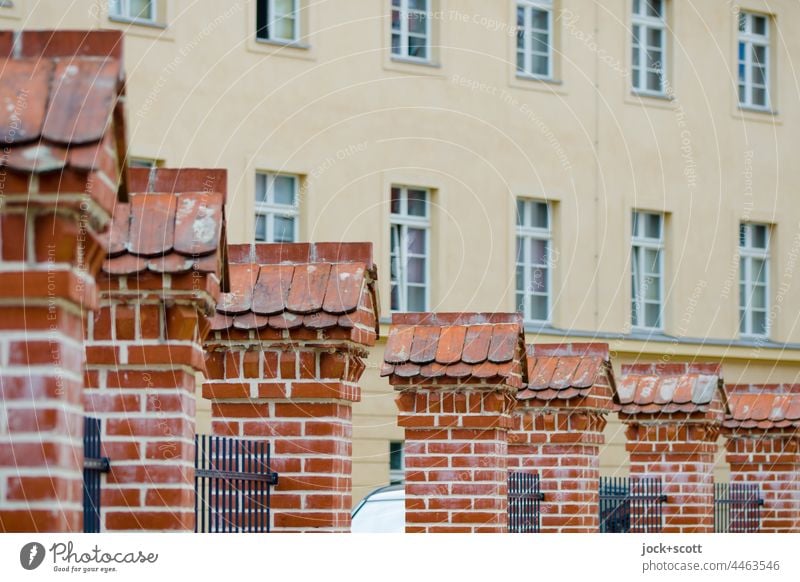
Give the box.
[6,0,800,505]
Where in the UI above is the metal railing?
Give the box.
[714,482,763,533]
[599,476,666,533]
[82,417,110,533]
[508,471,544,533]
[194,435,279,533]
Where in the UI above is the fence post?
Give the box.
[723,384,800,533]
[203,242,379,532]
[83,168,227,532]
[618,363,727,533]
[508,343,617,532]
[0,31,125,533]
[382,313,526,533]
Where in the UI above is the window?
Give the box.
[256,0,299,43]
[738,11,770,109]
[254,173,299,243]
[516,1,553,79]
[739,223,769,337]
[391,0,430,61]
[631,0,666,94]
[631,211,664,330]
[390,186,429,312]
[389,441,404,485]
[516,199,552,323]
[109,0,156,23]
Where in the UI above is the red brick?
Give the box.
[105,511,193,531]
[139,304,161,339]
[115,305,136,340]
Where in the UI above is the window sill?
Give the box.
[255,37,311,50]
[383,56,444,78]
[732,103,781,125]
[390,55,440,68]
[247,35,316,61]
[738,104,777,116]
[624,89,674,110]
[109,15,166,29]
[515,73,560,85]
[631,89,672,101]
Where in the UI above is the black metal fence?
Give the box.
[194,435,279,533]
[714,482,763,533]
[82,417,110,533]
[599,476,666,533]
[508,471,544,533]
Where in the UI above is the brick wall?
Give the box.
[204,242,379,532]
[83,169,226,531]
[508,343,616,532]
[0,30,125,532]
[382,313,526,532]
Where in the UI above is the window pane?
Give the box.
[391,285,400,311]
[391,187,402,214]
[409,0,427,10]
[644,302,660,328]
[407,257,425,284]
[516,265,524,291]
[738,84,746,104]
[408,36,427,58]
[752,87,766,106]
[753,15,767,36]
[516,293,525,312]
[752,310,767,335]
[647,28,662,49]
[738,12,746,32]
[632,67,641,90]
[533,54,549,76]
[531,294,548,321]
[532,201,548,228]
[391,33,401,54]
[256,173,268,202]
[274,16,295,40]
[645,213,661,238]
[752,225,768,248]
[274,0,295,16]
[129,0,153,19]
[516,237,524,262]
[273,175,296,205]
[407,286,426,311]
[752,258,767,283]
[647,70,661,92]
[407,189,427,216]
[532,31,548,53]
[392,8,401,31]
[646,0,662,18]
[409,13,426,34]
[531,267,547,292]
[407,227,425,254]
[644,248,660,274]
[255,214,267,241]
[516,200,525,226]
[644,276,659,301]
[273,215,295,242]
[751,284,766,309]
[752,44,766,66]
[531,239,547,265]
[109,0,123,16]
[739,308,747,333]
[532,9,548,31]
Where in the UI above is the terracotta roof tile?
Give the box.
[516,343,614,403]
[101,168,227,283]
[0,31,128,212]
[209,243,379,345]
[380,313,526,387]
[618,362,726,417]
[723,385,800,429]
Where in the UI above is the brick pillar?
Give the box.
[0,30,125,532]
[204,242,379,532]
[382,313,526,533]
[508,344,616,532]
[83,168,227,531]
[723,384,800,532]
[618,363,727,533]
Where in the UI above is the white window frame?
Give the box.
[254,172,299,243]
[631,211,665,331]
[516,199,553,323]
[109,0,157,24]
[390,186,430,313]
[631,0,667,95]
[739,223,770,337]
[737,11,771,110]
[257,0,300,43]
[391,0,432,63]
[516,0,554,80]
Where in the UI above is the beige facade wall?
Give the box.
[8,0,800,507]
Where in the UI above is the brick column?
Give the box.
[723,384,800,532]
[508,343,616,532]
[618,363,727,533]
[204,242,379,532]
[0,30,125,532]
[382,313,526,533]
[83,168,227,531]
